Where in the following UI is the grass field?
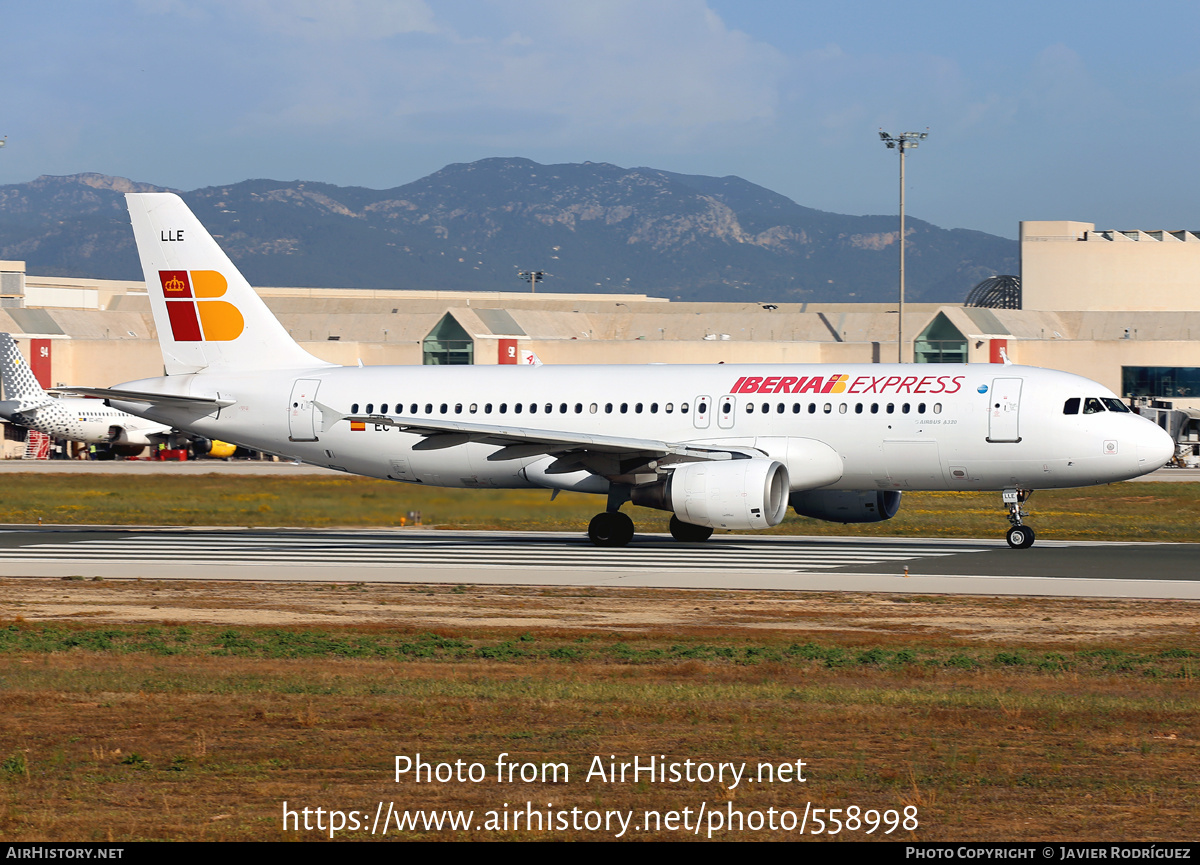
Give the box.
[2,473,1199,542]
[1,600,1198,842]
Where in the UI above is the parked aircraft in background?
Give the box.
[0,332,173,456]
[62,194,1174,547]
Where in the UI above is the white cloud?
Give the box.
[204,0,787,149]
[225,0,439,40]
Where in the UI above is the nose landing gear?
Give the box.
[1003,488,1035,548]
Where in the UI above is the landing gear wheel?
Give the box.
[1006,525,1036,549]
[588,512,635,547]
[669,515,713,543]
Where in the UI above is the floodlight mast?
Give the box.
[517,270,545,293]
[878,129,928,362]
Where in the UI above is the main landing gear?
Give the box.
[1003,488,1035,549]
[588,511,634,547]
[586,485,714,547]
[587,512,714,546]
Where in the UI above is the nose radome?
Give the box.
[1136,423,1175,473]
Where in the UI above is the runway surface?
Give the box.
[1,526,1197,600]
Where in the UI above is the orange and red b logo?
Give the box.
[159,270,244,341]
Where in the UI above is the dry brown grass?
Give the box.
[1,579,1198,842]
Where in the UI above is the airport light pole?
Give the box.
[879,129,928,363]
[517,270,545,293]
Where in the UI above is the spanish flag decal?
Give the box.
[350,421,366,432]
[159,271,245,341]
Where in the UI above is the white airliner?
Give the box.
[63,193,1175,547]
[0,332,172,456]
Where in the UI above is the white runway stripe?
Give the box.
[0,532,987,573]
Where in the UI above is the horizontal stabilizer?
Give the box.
[50,387,235,410]
[0,396,53,414]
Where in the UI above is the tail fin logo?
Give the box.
[158,270,245,341]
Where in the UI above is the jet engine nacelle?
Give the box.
[107,425,155,447]
[665,458,790,530]
[789,489,902,524]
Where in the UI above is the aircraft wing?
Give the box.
[50,387,236,410]
[340,411,754,464]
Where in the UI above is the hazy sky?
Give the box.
[3,1,1198,238]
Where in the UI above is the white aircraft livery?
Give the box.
[0,332,172,454]
[66,193,1175,547]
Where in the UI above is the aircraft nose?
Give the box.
[1136,422,1175,473]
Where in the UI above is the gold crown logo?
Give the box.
[165,276,186,293]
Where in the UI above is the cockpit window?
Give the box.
[1082,397,1106,414]
[1102,398,1130,413]
[1063,398,1080,415]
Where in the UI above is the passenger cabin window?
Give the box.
[665,403,673,413]
[351,403,360,414]
[366,403,374,414]
[1063,398,1081,415]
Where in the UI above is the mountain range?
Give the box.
[0,158,1016,303]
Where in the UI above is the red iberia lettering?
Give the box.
[799,377,824,394]
[739,377,763,394]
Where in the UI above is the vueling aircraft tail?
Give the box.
[126,193,333,376]
[0,332,53,411]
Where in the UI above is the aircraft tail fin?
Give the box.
[0,332,53,410]
[125,193,334,376]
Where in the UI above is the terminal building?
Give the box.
[2,217,1199,459]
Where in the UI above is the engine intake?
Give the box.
[633,458,790,530]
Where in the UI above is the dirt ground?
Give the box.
[4,576,1198,648]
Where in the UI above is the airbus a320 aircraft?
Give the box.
[0,332,172,456]
[63,194,1174,547]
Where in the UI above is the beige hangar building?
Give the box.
[2,217,1199,457]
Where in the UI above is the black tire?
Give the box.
[669,515,714,543]
[588,512,635,547]
[1006,526,1036,549]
